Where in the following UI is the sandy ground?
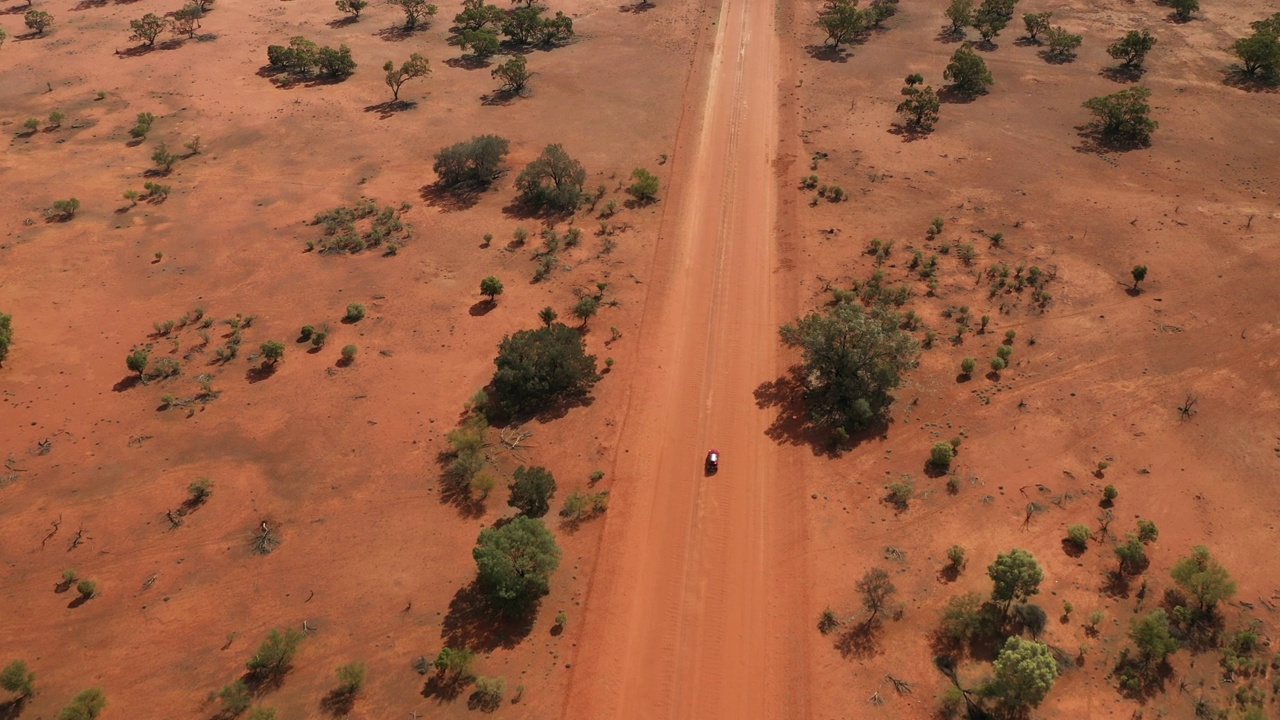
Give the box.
[2,0,1279,716]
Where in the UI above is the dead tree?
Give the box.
[252,521,281,555]
[1178,394,1197,420]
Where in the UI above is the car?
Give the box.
[705,449,719,474]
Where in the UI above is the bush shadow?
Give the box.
[469,300,496,317]
[71,0,107,9]
[618,0,654,11]
[440,581,535,653]
[1038,50,1077,64]
[434,452,486,520]
[364,100,417,118]
[934,27,966,44]
[1061,539,1085,558]
[752,370,888,457]
[326,14,358,28]
[1222,67,1280,93]
[804,44,852,63]
[419,182,483,212]
[374,24,423,41]
[835,621,883,659]
[888,123,932,142]
[1100,64,1146,83]
[938,86,981,104]
[113,375,140,392]
[245,364,278,384]
[319,687,356,717]
[480,88,522,106]
[0,698,29,720]
[444,55,493,70]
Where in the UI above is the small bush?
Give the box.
[345,303,366,322]
[300,325,315,339]
[1103,485,1118,502]
[472,676,504,711]
[260,341,285,365]
[76,579,97,598]
[1066,524,1091,549]
[886,479,914,509]
[341,344,358,361]
[312,331,328,347]
[1136,519,1158,543]
[188,477,213,503]
[930,441,955,469]
[990,356,1006,372]
[130,112,155,139]
[818,608,841,634]
[995,344,1012,361]
[947,545,966,569]
[960,357,976,375]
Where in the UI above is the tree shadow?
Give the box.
[937,565,961,583]
[419,182,482,212]
[1222,67,1280,93]
[113,375,140,392]
[467,689,503,712]
[319,687,356,717]
[364,100,417,118]
[1012,36,1040,47]
[1100,64,1146,83]
[71,0,107,9]
[804,44,852,63]
[0,3,28,15]
[469,300,496,317]
[618,0,654,11]
[752,371,888,457]
[245,364,278,384]
[67,594,91,609]
[422,674,470,703]
[0,697,29,720]
[1038,50,1077,64]
[435,453,486,519]
[374,25,423,41]
[888,123,932,142]
[480,88,522,106]
[835,621,883,659]
[326,14,359,28]
[1061,539,1085,558]
[1101,570,1131,599]
[938,86,982,104]
[440,581,535,653]
[444,55,493,70]
[934,27,966,43]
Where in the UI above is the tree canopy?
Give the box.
[779,301,918,431]
[1082,86,1158,146]
[1170,545,1236,611]
[434,135,510,190]
[491,322,600,416]
[508,465,557,517]
[473,516,561,614]
[1130,608,1179,662]
[1107,29,1157,67]
[943,44,993,96]
[514,144,586,212]
[986,637,1058,712]
[987,548,1043,612]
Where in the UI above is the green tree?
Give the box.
[126,348,150,377]
[384,53,430,102]
[778,301,919,431]
[24,10,53,35]
[573,296,599,327]
[1107,29,1157,67]
[514,144,586,213]
[856,568,896,626]
[508,465,557,517]
[1129,608,1178,663]
[491,55,532,94]
[480,276,504,302]
[1171,545,1236,612]
[896,73,940,130]
[460,28,500,58]
[246,627,305,680]
[971,0,1015,42]
[628,167,660,203]
[816,0,867,46]
[335,660,366,693]
[944,0,972,34]
[930,441,955,469]
[943,43,993,96]
[56,688,106,720]
[492,323,600,416]
[1114,534,1147,575]
[433,647,475,686]
[1066,524,1091,549]
[1232,23,1280,78]
[260,340,285,365]
[245,709,276,720]
[986,637,1058,713]
[152,143,178,173]
[1170,0,1197,21]
[0,312,12,366]
[987,548,1043,614]
[473,515,561,613]
[454,0,505,31]
[335,0,368,18]
[1043,26,1082,59]
[502,5,544,43]
[1022,11,1050,41]
[217,681,251,715]
[129,13,166,46]
[538,306,558,326]
[316,44,356,78]
[389,0,437,28]
[960,357,976,375]
[130,111,155,139]
[939,592,987,644]
[169,3,202,38]
[0,660,35,698]
[1083,86,1158,145]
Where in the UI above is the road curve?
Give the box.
[561,0,793,714]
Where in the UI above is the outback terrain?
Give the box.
[1,0,1278,716]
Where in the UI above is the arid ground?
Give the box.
[1,0,1278,716]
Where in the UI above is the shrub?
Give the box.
[573,297,599,326]
[1107,29,1157,68]
[818,608,841,634]
[990,356,1006,372]
[944,44,993,96]
[1066,524,1091,549]
[886,479,914,508]
[1170,545,1236,613]
[433,135,510,190]
[432,647,475,686]
[492,323,600,416]
[335,660,366,693]
[151,143,178,173]
[383,53,430,101]
[316,44,357,78]
[0,660,36,698]
[1114,534,1147,574]
[300,325,315,340]
[76,579,97,598]
[24,10,53,35]
[473,676,505,711]
[460,27,501,58]
[260,340,285,365]
[947,545,966,569]
[345,303,365,321]
[246,628,305,679]
[1170,0,1197,21]
[1083,86,1158,146]
[129,13,165,46]
[183,135,202,154]
[1131,265,1147,289]
[311,331,328,347]
[939,592,987,643]
[960,357,976,375]
[1102,485,1118,502]
[217,681,251,715]
[1136,519,1158,543]
[56,688,106,720]
[187,477,213,503]
[1043,26,1082,59]
[996,344,1012,361]
[509,465,556,517]
[22,118,39,133]
[930,441,955,469]
[340,344,358,361]
[492,55,532,94]
[50,198,80,220]
[473,516,561,614]
[130,112,155,139]
[514,144,586,213]
[628,168,660,203]
[0,312,12,366]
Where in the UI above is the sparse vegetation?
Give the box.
[56,688,106,720]
[246,628,304,681]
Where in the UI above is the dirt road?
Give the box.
[562,0,805,715]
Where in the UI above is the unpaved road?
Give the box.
[562,0,805,714]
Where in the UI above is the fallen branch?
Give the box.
[887,674,913,695]
[41,514,63,549]
[68,524,88,552]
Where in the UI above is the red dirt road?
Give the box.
[563,0,806,716]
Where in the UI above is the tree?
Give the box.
[856,568,896,626]
[1131,264,1147,289]
[389,0,437,29]
[538,306,558,327]
[971,0,1015,42]
[152,143,178,173]
[335,660,366,694]
[473,515,561,613]
[779,301,919,431]
[1022,11,1050,41]
[491,55,532,94]
[433,647,475,687]
[628,167,660,203]
[56,688,106,720]
[245,709,277,720]
[130,111,155,138]
[1129,609,1178,663]
[1136,519,1158,543]
[335,0,368,18]
[535,10,573,44]
[316,44,356,78]
[260,340,285,365]
[1066,524,1091,549]
[960,357,976,376]
[384,53,430,102]
[816,0,867,46]
[460,28,501,59]
[491,323,600,416]
[1170,0,1197,21]
[217,681,251,715]
[1232,29,1280,78]
[939,592,987,644]
[0,312,12,367]
[502,5,544,44]
[987,548,1043,614]
[340,344,358,361]
[514,144,586,212]
[0,660,35,698]
[267,36,319,74]
[0,28,7,49]
[434,135,509,190]
[1083,86,1157,145]
[1043,26,1081,59]
[480,276,504,302]
[455,0,505,31]
[930,441,955,469]
[126,348,149,377]
[986,637,1058,713]
[1114,534,1147,574]
[50,198,80,219]
[573,296,599,326]
[247,628,304,679]
[944,0,972,34]
[1170,545,1236,612]
[896,73,940,131]
[129,13,165,46]
[944,44,993,96]
[169,4,202,38]
[1107,29,1156,68]
[24,10,52,35]
[509,465,556,517]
